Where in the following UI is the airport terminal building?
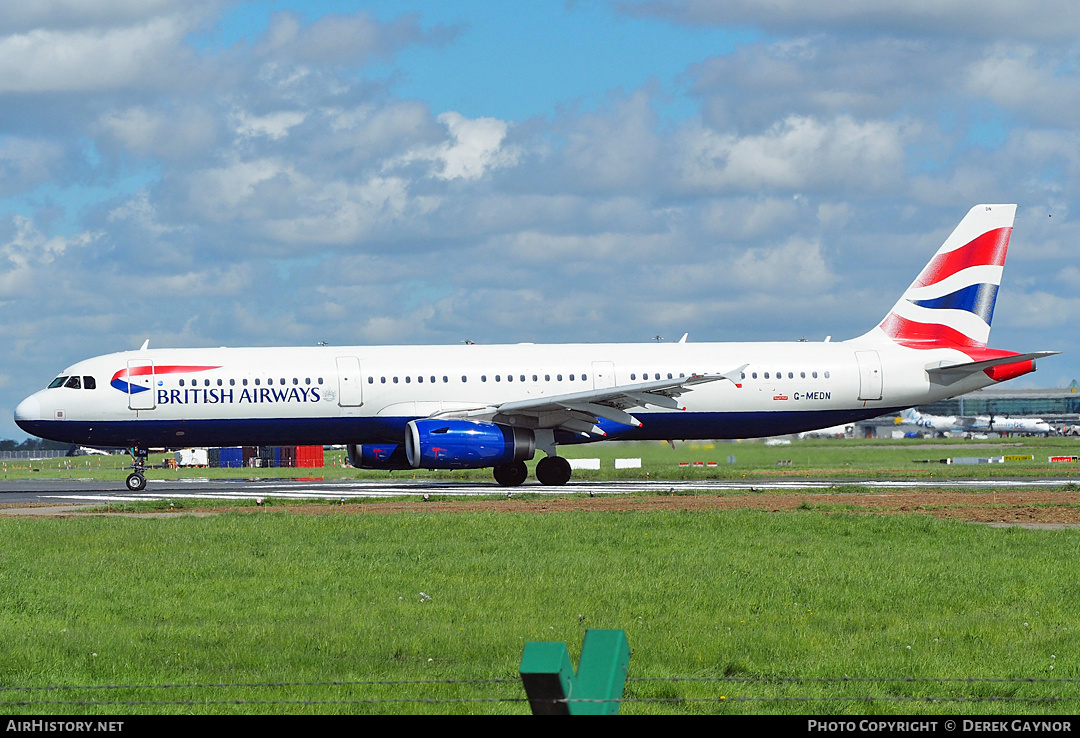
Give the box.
[917,381,1080,424]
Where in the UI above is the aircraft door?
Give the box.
[126,359,156,410]
[592,361,616,390]
[855,350,883,401]
[336,356,363,407]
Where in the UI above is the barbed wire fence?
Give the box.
[3,675,1080,712]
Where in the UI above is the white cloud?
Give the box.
[0,137,67,196]
[232,110,308,141]
[0,216,99,297]
[0,17,199,92]
[255,10,458,67]
[95,105,221,160]
[393,112,520,181]
[965,46,1080,126]
[676,115,907,192]
[625,0,1080,40]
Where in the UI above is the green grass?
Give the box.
[2,511,1079,714]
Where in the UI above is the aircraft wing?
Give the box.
[431,365,747,437]
[952,416,981,431]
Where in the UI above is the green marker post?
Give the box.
[519,629,630,715]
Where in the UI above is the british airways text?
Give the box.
[157,387,322,405]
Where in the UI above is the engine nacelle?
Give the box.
[405,419,535,470]
[346,444,412,470]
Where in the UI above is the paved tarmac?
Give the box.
[0,476,1077,507]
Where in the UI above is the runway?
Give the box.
[0,476,1078,506]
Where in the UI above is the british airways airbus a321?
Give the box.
[14,205,1055,491]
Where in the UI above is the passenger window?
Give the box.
[631,373,636,380]
[507,375,513,382]
[788,372,793,379]
[381,377,386,384]
[495,375,501,382]
[417,376,423,383]
[367,377,373,384]
[812,371,818,378]
[557,374,563,381]
[461,376,468,383]
[824,371,831,379]
[569,374,575,381]
[230,379,236,386]
[179,379,185,387]
[83,376,96,390]
[432,376,437,384]
[406,376,411,383]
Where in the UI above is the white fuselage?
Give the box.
[14,339,1007,450]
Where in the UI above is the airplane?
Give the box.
[899,407,1052,435]
[13,204,1057,492]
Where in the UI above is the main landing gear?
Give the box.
[492,455,572,487]
[125,447,149,491]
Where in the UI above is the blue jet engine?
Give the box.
[405,419,535,469]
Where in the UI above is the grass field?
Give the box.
[1,510,1079,715]
[3,436,1080,715]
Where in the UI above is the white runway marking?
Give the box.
[36,477,1080,503]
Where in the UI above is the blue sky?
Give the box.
[205,1,760,121]
[2,1,1080,439]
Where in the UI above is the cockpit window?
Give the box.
[83,376,96,390]
[48,376,68,389]
[64,376,82,389]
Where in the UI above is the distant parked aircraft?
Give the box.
[900,408,1052,435]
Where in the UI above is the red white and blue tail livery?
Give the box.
[14,204,1056,490]
[874,204,1012,349]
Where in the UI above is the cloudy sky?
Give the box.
[2,0,1079,439]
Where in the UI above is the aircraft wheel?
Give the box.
[535,456,572,486]
[125,473,146,492]
[493,460,528,487]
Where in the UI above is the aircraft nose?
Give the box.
[14,395,41,425]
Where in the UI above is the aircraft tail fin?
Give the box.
[862,204,1016,349]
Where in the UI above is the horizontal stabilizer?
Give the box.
[927,351,1058,385]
